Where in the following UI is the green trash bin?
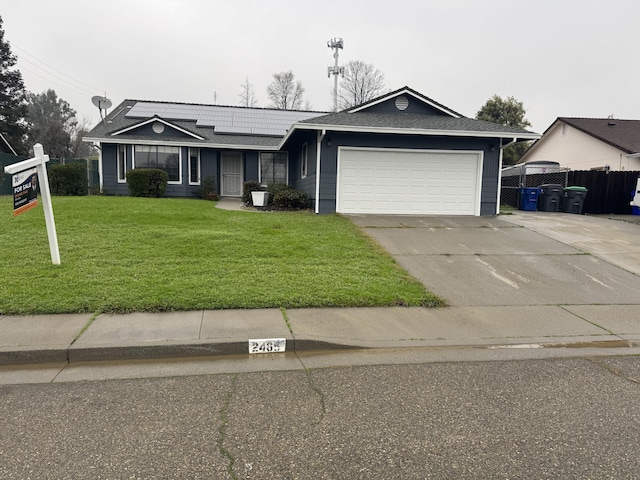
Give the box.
[562,186,588,214]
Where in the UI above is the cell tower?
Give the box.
[327,37,344,112]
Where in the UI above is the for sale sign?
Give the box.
[12,167,38,217]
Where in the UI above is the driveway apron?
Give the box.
[349,213,640,306]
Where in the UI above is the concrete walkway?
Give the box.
[1,211,639,369]
[215,197,244,211]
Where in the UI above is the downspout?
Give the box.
[496,137,516,215]
[315,130,325,214]
[496,138,508,215]
[96,142,104,193]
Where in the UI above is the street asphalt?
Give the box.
[1,207,639,376]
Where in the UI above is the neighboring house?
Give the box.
[83,86,538,216]
[518,117,640,172]
[0,132,18,156]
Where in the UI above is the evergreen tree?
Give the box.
[0,15,29,155]
[26,89,79,160]
[476,95,532,165]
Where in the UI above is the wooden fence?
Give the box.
[501,170,640,214]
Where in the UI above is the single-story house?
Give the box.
[84,86,539,215]
[0,132,18,156]
[518,117,640,172]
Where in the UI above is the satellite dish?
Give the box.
[92,95,112,110]
[92,95,112,124]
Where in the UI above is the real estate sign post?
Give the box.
[3,143,61,265]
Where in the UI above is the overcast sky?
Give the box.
[3,0,638,134]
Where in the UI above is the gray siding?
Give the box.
[361,97,451,115]
[244,151,259,182]
[288,131,318,203]
[124,122,196,140]
[101,144,263,198]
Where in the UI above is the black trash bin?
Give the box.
[562,186,588,214]
[538,184,563,212]
[518,187,541,211]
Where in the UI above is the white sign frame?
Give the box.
[4,144,60,265]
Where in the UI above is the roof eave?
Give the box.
[82,137,281,151]
[282,122,539,146]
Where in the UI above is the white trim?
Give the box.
[0,132,17,155]
[280,123,540,149]
[132,145,183,184]
[117,144,127,183]
[348,88,462,117]
[301,142,308,179]
[315,130,325,214]
[97,142,104,193]
[188,147,201,185]
[336,146,484,216]
[496,146,504,215]
[110,117,205,140]
[83,137,280,151]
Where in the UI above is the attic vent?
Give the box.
[152,122,165,134]
[395,95,409,111]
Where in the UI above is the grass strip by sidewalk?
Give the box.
[0,196,442,314]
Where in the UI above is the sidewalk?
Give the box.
[2,305,640,366]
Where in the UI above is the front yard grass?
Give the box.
[0,196,442,315]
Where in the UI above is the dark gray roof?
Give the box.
[559,117,640,154]
[299,112,536,137]
[84,99,322,148]
[84,93,539,149]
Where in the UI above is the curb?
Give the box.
[0,339,364,366]
[2,338,638,367]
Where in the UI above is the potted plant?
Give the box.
[251,190,269,207]
[201,176,218,201]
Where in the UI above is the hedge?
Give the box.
[49,163,88,196]
[126,168,168,197]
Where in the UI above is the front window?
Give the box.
[117,145,127,182]
[260,152,288,185]
[134,145,181,182]
[188,147,200,185]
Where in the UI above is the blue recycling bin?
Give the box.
[519,187,540,211]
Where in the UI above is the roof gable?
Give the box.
[111,116,205,140]
[559,117,640,154]
[348,86,463,118]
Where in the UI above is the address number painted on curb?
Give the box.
[248,338,287,354]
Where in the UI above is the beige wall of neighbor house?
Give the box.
[521,122,640,171]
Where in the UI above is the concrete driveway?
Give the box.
[349,212,640,306]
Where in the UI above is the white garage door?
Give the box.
[337,148,482,215]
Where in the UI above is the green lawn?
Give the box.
[0,196,442,314]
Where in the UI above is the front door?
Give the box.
[221,152,243,197]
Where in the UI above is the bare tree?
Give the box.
[267,71,305,110]
[238,77,258,107]
[337,60,386,110]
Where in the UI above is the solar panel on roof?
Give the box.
[215,126,252,135]
[126,101,322,135]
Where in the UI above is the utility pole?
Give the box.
[327,37,344,112]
